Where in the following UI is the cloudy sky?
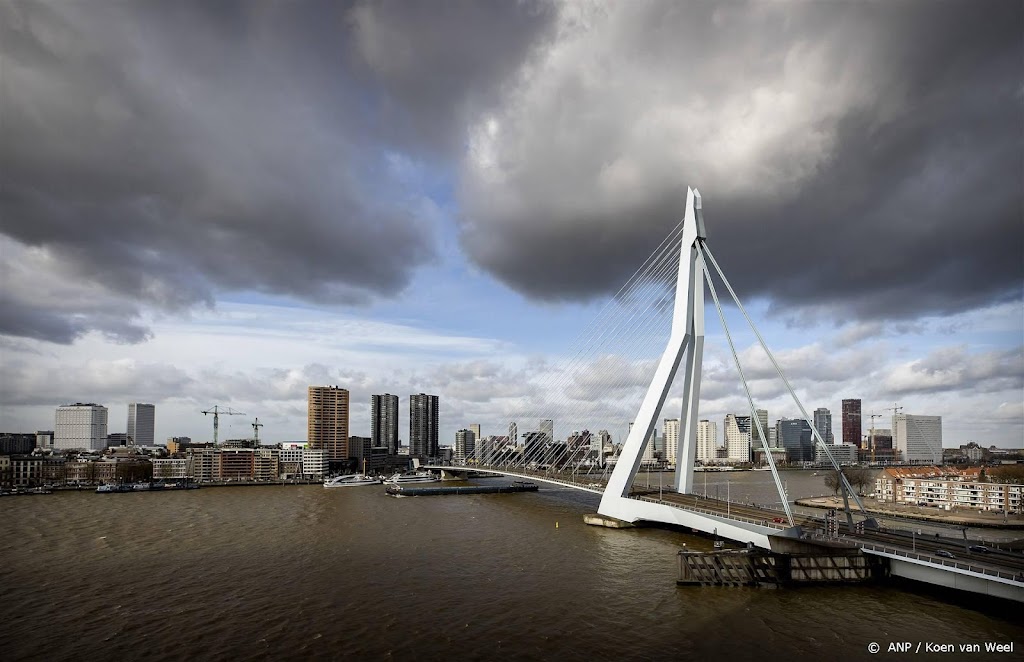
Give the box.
[1,0,1021,448]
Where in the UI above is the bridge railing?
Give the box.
[857,542,1023,582]
[435,464,608,492]
[630,494,791,530]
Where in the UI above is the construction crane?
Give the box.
[201,406,246,446]
[868,413,883,461]
[884,403,904,420]
[252,418,264,446]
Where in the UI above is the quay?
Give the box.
[387,482,539,497]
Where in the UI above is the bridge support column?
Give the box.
[600,188,705,519]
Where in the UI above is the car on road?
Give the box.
[967,545,990,553]
[934,550,955,559]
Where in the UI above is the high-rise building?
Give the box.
[842,399,862,448]
[454,429,476,463]
[509,421,518,446]
[663,418,680,466]
[308,386,349,461]
[724,414,751,462]
[55,403,108,451]
[778,418,814,463]
[126,403,155,447]
[894,414,942,464]
[696,420,717,462]
[539,419,554,444]
[752,408,769,447]
[813,407,832,446]
[629,421,657,463]
[371,394,399,454]
[409,393,439,459]
[469,423,481,441]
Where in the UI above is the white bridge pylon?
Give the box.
[596,188,866,547]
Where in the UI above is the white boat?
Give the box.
[323,474,380,488]
[384,471,440,485]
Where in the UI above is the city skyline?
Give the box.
[0,2,1020,449]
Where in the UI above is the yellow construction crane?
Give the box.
[201,405,246,446]
[252,418,264,446]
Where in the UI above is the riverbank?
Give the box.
[795,496,1024,529]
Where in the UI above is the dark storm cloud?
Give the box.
[0,1,555,343]
[457,1,1023,320]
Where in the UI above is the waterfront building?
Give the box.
[663,418,680,466]
[152,458,191,480]
[813,407,833,444]
[724,414,751,463]
[454,429,476,463]
[696,420,717,463]
[777,418,814,463]
[540,419,554,444]
[55,403,108,451]
[508,421,518,446]
[308,386,350,462]
[409,393,439,460]
[371,394,399,455]
[629,421,657,464]
[875,466,1021,513]
[189,448,222,482]
[894,414,943,465]
[842,399,862,449]
[815,443,858,465]
[278,446,325,478]
[126,403,155,447]
[768,427,778,448]
[469,424,481,441]
[254,448,280,481]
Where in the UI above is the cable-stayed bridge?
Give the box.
[426,188,1023,602]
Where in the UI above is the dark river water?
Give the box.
[2,472,1021,661]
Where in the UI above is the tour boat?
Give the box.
[384,471,440,485]
[323,474,380,488]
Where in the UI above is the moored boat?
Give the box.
[384,471,440,485]
[323,474,380,488]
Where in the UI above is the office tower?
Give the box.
[469,423,481,441]
[696,420,717,462]
[539,419,554,444]
[509,421,518,446]
[724,414,752,462]
[894,414,942,464]
[778,418,815,463]
[454,429,476,462]
[371,393,399,454]
[409,393,439,459]
[663,418,680,465]
[813,407,832,446]
[752,408,769,448]
[308,386,350,461]
[126,403,155,447]
[55,403,108,451]
[842,399,862,448]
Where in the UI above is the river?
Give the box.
[1,473,1020,661]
